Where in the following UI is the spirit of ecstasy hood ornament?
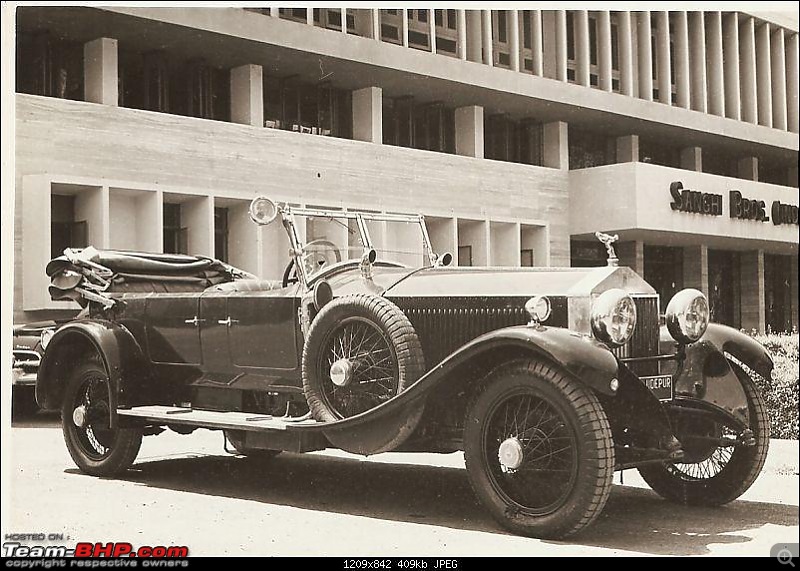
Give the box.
[594,231,619,267]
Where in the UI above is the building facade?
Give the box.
[12,6,799,332]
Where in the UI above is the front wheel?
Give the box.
[637,360,769,506]
[62,359,142,476]
[464,359,615,539]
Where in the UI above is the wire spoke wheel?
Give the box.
[318,317,400,418]
[61,359,142,476]
[71,375,115,461]
[638,359,770,506]
[483,390,579,515]
[464,359,614,539]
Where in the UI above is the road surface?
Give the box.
[4,411,799,557]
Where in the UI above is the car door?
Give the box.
[226,290,300,373]
[144,294,202,365]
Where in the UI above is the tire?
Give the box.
[464,358,615,539]
[637,360,769,506]
[225,430,282,460]
[12,386,39,418]
[302,294,426,422]
[61,358,142,476]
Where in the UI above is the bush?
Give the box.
[748,333,799,440]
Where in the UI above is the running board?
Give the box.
[117,406,319,432]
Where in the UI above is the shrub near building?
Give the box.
[750,333,799,440]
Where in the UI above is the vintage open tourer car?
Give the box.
[36,197,771,538]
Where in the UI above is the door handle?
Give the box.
[184,316,206,326]
[218,317,240,327]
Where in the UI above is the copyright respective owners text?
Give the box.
[0,559,467,569]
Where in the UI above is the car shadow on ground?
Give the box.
[67,451,799,556]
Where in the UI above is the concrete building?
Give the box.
[12,6,799,332]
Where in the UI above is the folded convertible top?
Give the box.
[47,247,255,307]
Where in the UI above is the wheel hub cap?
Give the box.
[498,437,524,470]
[330,358,354,387]
[73,405,87,428]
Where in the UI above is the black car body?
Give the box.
[36,198,773,539]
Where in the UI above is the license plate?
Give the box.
[640,374,673,401]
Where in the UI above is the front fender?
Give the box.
[664,323,772,428]
[314,325,619,453]
[36,320,151,426]
[700,323,774,379]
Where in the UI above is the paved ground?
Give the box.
[4,411,799,557]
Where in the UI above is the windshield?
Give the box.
[296,212,432,282]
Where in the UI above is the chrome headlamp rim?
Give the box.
[524,295,552,325]
[590,288,637,347]
[665,288,709,345]
[248,196,279,226]
[40,328,55,351]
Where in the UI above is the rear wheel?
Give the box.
[463,359,614,539]
[61,359,142,476]
[637,361,769,506]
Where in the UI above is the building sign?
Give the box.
[669,182,723,216]
[670,181,799,226]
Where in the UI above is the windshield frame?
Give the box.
[280,206,438,287]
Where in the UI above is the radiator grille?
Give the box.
[612,296,660,376]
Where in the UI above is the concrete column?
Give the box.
[637,12,654,101]
[306,9,314,25]
[466,10,482,62]
[738,156,759,181]
[372,9,380,40]
[673,12,690,108]
[509,10,520,72]
[429,9,437,54]
[787,32,799,133]
[771,27,788,130]
[457,10,467,59]
[655,11,672,104]
[791,255,799,331]
[683,245,709,298]
[230,64,263,127]
[689,12,707,112]
[83,37,118,106]
[618,11,634,96]
[616,134,639,163]
[542,121,569,169]
[680,146,702,171]
[401,9,409,48]
[531,10,544,76]
[597,11,613,92]
[756,22,773,127]
[352,87,382,143]
[340,9,347,34]
[617,241,644,274]
[555,10,568,82]
[455,106,484,158]
[482,10,493,66]
[723,13,741,120]
[575,10,591,86]
[183,196,215,258]
[740,250,766,333]
[739,16,758,124]
[269,7,279,17]
[707,12,725,117]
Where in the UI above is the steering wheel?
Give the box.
[282,239,342,287]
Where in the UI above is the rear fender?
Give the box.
[36,320,151,427]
